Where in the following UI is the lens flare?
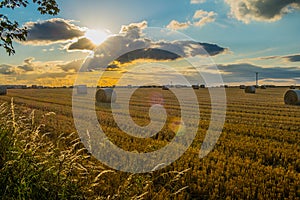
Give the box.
[149,91,164,106]
[168,117,186,136]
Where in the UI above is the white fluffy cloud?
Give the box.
[193,10,217,26]
[166,20,190,30]
[225,0,300,23]
[166,10,217,30]
[120,21,148,39]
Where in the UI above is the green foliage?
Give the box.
[0,0,60,55]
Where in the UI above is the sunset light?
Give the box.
[0,1,300,198]
[85,29,109,45]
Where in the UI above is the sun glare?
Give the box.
[85,29,109,45]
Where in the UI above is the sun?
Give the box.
[85,29,109,45]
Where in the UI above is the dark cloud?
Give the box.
[257,54,300,62]
[23,18,85,45]
[113,41,225,64]
[83,21,227,71]
[0,64,15,75]
[225,0,300,23]
[217,63,300,82]
[67,37,97,51]
[115,48,180,63]
[283,54,300,62]
[154,41,226,57]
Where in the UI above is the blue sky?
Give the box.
[1,0,300,86]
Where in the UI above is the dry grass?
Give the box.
[0,88,300,199]
[0,98,191,199]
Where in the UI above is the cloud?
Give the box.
[0,58,36,75]
[120,21,148,39]
[0,64,15,75]
[83,21,227,71]
[254,54,300,63]
[17,57,35,72]
[0,58,85,86]
[217,63,300,82]
[193,10,217,26]
[57,59,84,72]
[225,0,300,23]
[0,57,84,78]
[115,48,181,64]
[166,10,217,30]
[153,41,226,57]
[191,0,206,4]
[17,65,34,72]
[67,37,97,51]
[167,20,190,30]
[23,18,85,45]
[24,57,34,65]
[283,54,300,62]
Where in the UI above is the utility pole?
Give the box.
[255,72,259,87]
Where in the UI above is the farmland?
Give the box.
[0,87,300,199]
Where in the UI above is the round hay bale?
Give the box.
[0,86,7,95]
[192,84,199,89]
[96,88,116,103]
[245,86,256,94]
[162,85,169,90]
[284,90,300,105]
[77,85,87,94]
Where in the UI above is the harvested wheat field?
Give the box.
[0,87,299,199]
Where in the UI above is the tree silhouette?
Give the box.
[0,0,60,55]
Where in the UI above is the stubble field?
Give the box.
[0,87,299,199]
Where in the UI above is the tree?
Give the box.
[0,0,60,55]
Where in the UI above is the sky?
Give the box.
[1,0,300,86]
